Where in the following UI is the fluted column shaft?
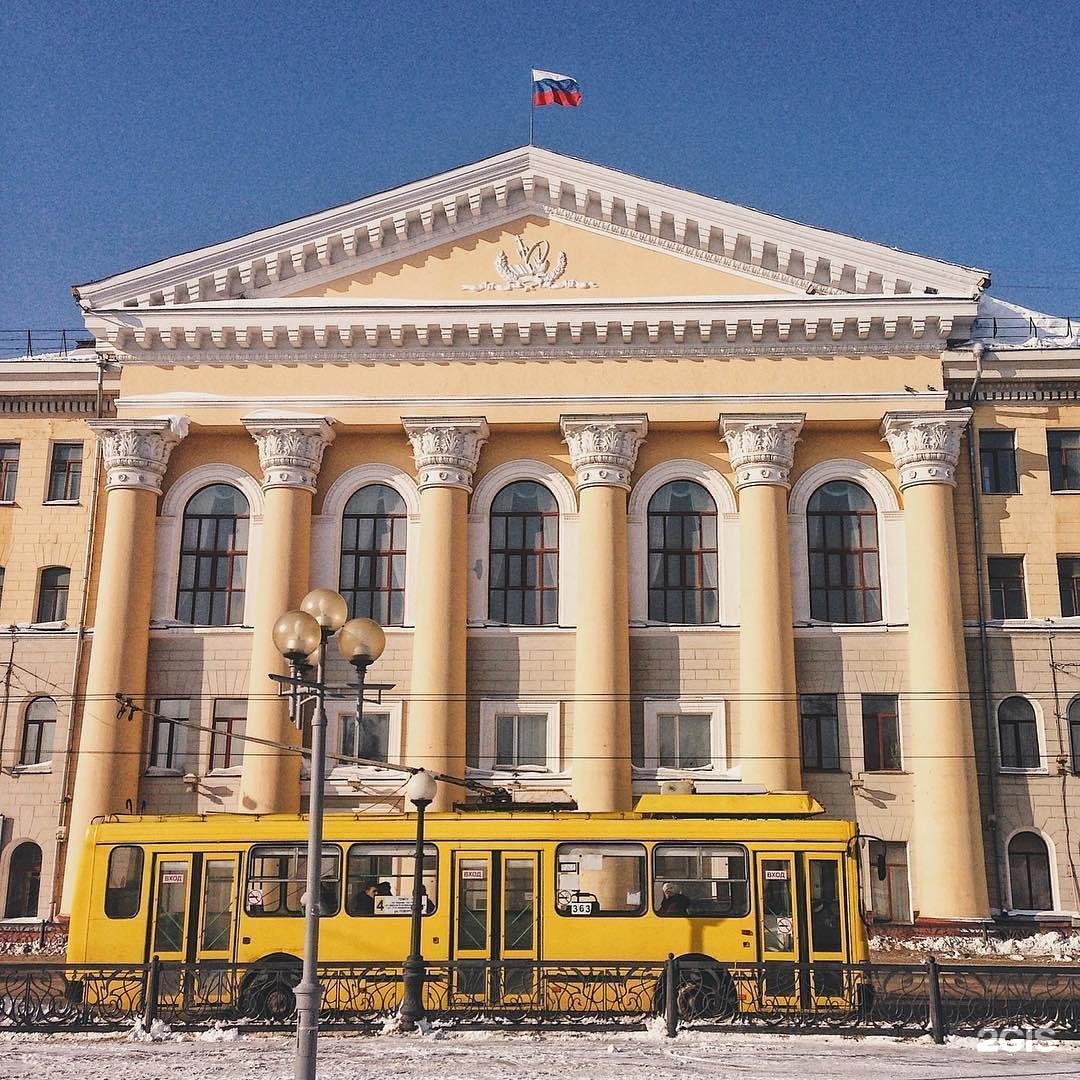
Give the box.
[238,417,334,814]
[563,415,647,812]
[404,418,488,812]
[721,414,804,792]
[61,417,188,913]
[883,410,990,921]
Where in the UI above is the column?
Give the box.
[238,416,335,814]
[61,417,188,913]
[562,414,647,812]
[403,417,488,812]
[721,414,804,792]
[882,410,990,921]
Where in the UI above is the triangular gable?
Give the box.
[73,146,989,313]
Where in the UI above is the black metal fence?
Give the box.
[2,956,1078,1039]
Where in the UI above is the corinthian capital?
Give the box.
[403,417,489,491]
[87,416,189,494]
[881,410,971,489]
[243,414,336,492]
[720,414,804,490]
[561,414,648,491]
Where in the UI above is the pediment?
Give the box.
[290,215,806,302]
[74,146,989,314]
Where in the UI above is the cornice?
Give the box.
[74,146,987,312]
[84,295,975,360]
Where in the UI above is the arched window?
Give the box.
[998,696,1040,769]
[20,696,56,766]
[807,481,881,623]
[488,481,558,625]
[339,484,406,625]
[647,481,719,624]
[1008,832,1053,911]
[4,842,42,918]
[176,484,249,626]
[36,566,70,623]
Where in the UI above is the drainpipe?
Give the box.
[965,341,1006,916]
[50,353,110,920]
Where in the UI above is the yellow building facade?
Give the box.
[1,148,1076,928]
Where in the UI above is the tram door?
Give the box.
[754,851,850,1008]
[147,852,242,1006]
[451,851,540,1006]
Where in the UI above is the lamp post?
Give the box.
[271,588,385,1080]
[399,767,437,1031]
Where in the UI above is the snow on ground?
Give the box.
[869,930,1080,962]
[1,1026,1079,1080]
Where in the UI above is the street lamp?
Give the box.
[399,767,438,1031]
[271,588,385,1080]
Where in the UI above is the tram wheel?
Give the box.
[239,955,302,1021]
[656,953,738,1021]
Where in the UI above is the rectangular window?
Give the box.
[339,709,390,763]
[555,842,646,917]
[868,840,912,924]
[246,844,341,917]
[344,842,437,917]
[104,846,144,919]
[36,566,69,623]
[1059,557,1080,617]
[799,694,840,771]
[209,699,246,771]
[1048,430,1080,492]
[861,694,901,771]
[988,556,1027,619]
[495,712,547,767]
[149,698,190,771]
[0,443,19,502]
[979,430,1019,494]
[46,442,82,502]
[652,842,750,917]
[657,712,711,769]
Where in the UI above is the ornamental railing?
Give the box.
[1,957,1078,1038]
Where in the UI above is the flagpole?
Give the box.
[529,72,534,145]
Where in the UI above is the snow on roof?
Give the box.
[972,295,1080,349]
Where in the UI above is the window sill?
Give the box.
[468,766,568,780]
[11,762,52,775]
[999,766,1049,776]
[144,766,184,777]
[42,500,81,507]
[861,769,907,776]
[207,767,243,778]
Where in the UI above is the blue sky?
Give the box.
[2,0,1078,348]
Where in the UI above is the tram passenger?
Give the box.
[355,879,378,915]
[658,881,691,916]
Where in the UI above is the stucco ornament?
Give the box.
[881,410,972,489]
[243,416,336,492]
[720,414,805,490]
[561,415,648,490]
[403,417,489,491]
[88,416,189,494]
[462,238,597,292]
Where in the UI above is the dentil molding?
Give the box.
[881,410,972,489]
[243,415,336,492]
[88,416,189,494]
[402,416,489,491]
[720,414,805,490]
[561,414,648,490]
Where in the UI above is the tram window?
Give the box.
[246,844,341,917]
[652,844,749,917]
[555,842,646,916]
[104,845,144,919]
[345,843,438,916]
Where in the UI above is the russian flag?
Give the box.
[532,69,582,108]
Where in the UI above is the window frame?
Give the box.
[640,699,726,775]
[996,695,1044,772]
[1006,831,1055,913]
[19,696,57,767]
[104,845,145,919]
[344,841,438,918]
[1069,698,1080,775]
[799,694,841,772]
[1048,430,1080,493]
[476,699,562,775]
[866,840,912,925]
[45,441,83,503]
[978,429,1020,495]
[652,842,751,918]
[861,694,902,772]
[0,442,19,503]
[147,698,190,774]
[1059,556,1080,617]
[35,565,70,624]
[338,483,407,626]
[987,555,1027,620]
[209,698,247,773]
[487,480,560,626]
[245,843,342,918]
[554,841,647,918]
[326,700,404,785]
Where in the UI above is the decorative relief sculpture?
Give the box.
[720,414,804,490]
[403,417,489,490]
[561,415,648,490]
[89,416,189,494]
[881,410,972,489]
[462,238,597,292]
[244,416,336,492]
